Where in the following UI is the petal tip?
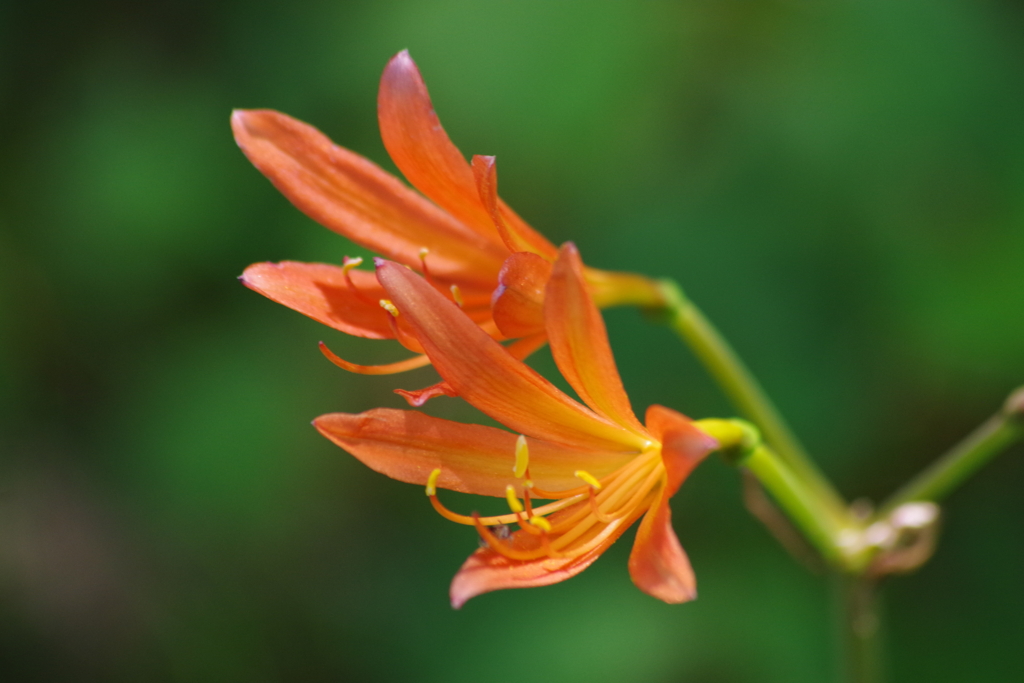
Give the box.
[384,49,419,80]
[672,586,698,604]
[230,108,258,141]
[559,241,580,257]
[237,261,275,289]
[449,572,481,610]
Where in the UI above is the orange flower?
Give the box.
[233,51,660,386]
[314,243,718,606]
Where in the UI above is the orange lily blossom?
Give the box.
[313,243,719,607]
[233,50,661,399]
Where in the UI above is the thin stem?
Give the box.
[837,575,883,683]
[879,387,1024,516]
[659,279,849,523]
[742,443,850,566]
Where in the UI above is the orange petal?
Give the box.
[472,155,559,259]
[394,381,457,406]
[376,260,647,452]
[505,332,549,362]
[546,243,647,434]
[450,496,647,608]
[378,52,555,259]
[241,261,394,338]
[628,408,718,604]
[393,334,546,407]
[627,492,697,604]
[643,406,718,489]
[491,253,551,338]
[231,109,506,286]
[314,409,634,497]
[378,51,499,240]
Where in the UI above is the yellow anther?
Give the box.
[513,435,529,478]
[505,485,524,514]
[425,468,441,496]
[341,256,363,273]
[418,247,430,260]
[379,299,399,317]
[524,479,534,490]
[450,284,464,307]
[575,470,602,489]
[528,516,552,532]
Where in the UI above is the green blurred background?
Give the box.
[1,1,1022,680]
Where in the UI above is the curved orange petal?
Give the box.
[643,404,696,442]
[376,260,647,452]
[393,333,547,407]
[449,497,648,608]
[628,408,718,604]
[241,261,394,338]
[314,409,635,497]
[546,243,646,434]
[472,155,559,259]
[491,252,551,338]
[231,109,506,286]
[394,381,458,406]
[628,491,697,604]
[378,52,555,258]
[505,331,549,362]
[378,51,499,239]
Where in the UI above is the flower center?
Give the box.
[425,438,664,562]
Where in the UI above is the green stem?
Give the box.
[659,279,849,523]
[837,575,883,683]
[742,443,850,566]
[878,387,1024,516]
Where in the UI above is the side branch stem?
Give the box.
[658,279,849,524]
[879,388,1024,516]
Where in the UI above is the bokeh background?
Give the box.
[2,1,1023,681]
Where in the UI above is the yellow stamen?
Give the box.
[505,484,524,514]
[425,468,441,497]
[575,469,602,490]
[450,284,464,307]
[429,486,581,527]
[527,466,590,500]
[473,513,543,561]
[418,247,430,260]
[530,482,588,499]
[588,486,617,523]
[600,466,663,523]
[514,435,529,478]
[379,299,399,317]
[341,255,363,273]
[529,516,552,532]
[547,454,659,536]
[340,256,377,305]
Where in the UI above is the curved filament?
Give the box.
[318,341,431,375]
